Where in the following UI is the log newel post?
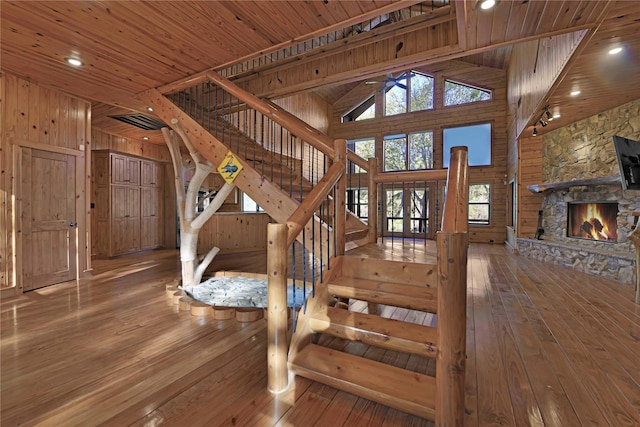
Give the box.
[436,231,468,427]
[368,157,378,244]
[334,139,347,257]
[267,223,289,393]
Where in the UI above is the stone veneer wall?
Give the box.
[517,99,640,285]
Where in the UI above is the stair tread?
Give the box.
[340,256,437,287]
[327,276,437,313]
[311,306,437,358]
[290,344,436,420]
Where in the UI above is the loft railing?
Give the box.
[216,1,450,80]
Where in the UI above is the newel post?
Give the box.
[334,139,347,257]
[267,223,289,393]
[435,230,469,426]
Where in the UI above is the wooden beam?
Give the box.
[374,169,448,184]
[526,175,621,194]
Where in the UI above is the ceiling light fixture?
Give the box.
[147,107,154,112]
[552,113,561,119]
[543,107,554,121]
[479,0,496,10]
[608,47,623,55]
[65,57,84,67]
[142,136,150,140]
[532,127,538,137]
[539,119,548,127]
[570,90,581,96]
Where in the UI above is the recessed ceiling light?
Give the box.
[480,0,496,10]
[64,57,84,67]
[570,90,581,96]
[608,47,623,55]
[142,136,149,140]
[147,107,154,112]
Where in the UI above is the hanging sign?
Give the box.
[217,151,243,184]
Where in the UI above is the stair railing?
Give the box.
[345,151,377,244]
[267,139,347,393]
[435,146,468,426]
[164,71,336,200]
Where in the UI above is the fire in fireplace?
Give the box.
[567,202,618,242]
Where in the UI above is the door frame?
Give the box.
[381,182,437,240]
[13,139,88,293]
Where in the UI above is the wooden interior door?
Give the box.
[22,148,77,291]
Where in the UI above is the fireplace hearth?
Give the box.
[567,202,618,242]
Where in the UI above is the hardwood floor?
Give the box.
[1,244,639,426]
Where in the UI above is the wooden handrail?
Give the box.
[286,161,345,247]
[205,71,336,159]
[441,147,469,233]
[347,150,369,171]
[374,169,448,184]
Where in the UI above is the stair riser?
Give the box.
[327,285,437,313]
[340,258,438,288]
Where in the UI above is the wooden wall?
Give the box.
[1,71,91,293]
[198,213,271,258]
[330,60,508,243]
[90,129,176,251]
[517,136,544,239]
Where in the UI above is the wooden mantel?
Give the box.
[526,176,621,194]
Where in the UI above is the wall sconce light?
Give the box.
[532,127,538,137]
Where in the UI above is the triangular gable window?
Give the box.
[444,80,491,106]
[342,95,375,122]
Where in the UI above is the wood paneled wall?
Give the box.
[90,129,176,251]
[330,61,508,243]
[517,136,544,239]
[198,213,271,259]
[1,71,91,292]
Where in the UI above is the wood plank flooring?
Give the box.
[1,243,639,426]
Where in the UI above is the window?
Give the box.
[444,80,491,106]
[385,71,434,116]
[443,123,491,167]
[347,138,375,173]
[469,184,490,225]
[383,131,433,172]
[347,188,368,220]
[342,95,375,122]
[242,193,263,212]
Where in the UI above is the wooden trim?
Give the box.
[12,146,23,293]
[374,169,448,184]
[11,138,85,157]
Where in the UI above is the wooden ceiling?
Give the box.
[2,0,640,144]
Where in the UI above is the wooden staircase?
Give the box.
[287,255,440,420]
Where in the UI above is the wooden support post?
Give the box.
[368,158,378,244]
[628,218,640,304]
[267,223,289,393]
[334,139,347,257]
[436,231,468,427]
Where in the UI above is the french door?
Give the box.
[382,182,436,240]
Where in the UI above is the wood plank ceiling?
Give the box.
[2,0,639,144]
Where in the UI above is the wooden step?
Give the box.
[345,228,369,242]
[289,344,436,421]
[327,276,437,313]
[340,256,438,288]
[310,306,437,358]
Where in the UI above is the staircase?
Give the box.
[143,72,468,425]
[288,255,439,419]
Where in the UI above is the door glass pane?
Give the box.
[385,189,403,232]
[410,189,428,234]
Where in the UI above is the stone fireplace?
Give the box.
[517,99,640,285]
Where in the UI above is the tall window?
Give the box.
[443,123,491,167]
[242,193,263,212]
[385,71,434,116]
[444,80,491,106]
[383,131,433,172]
[347,138,375,173]
[469,184,490,225]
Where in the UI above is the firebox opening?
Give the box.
[567,202,618,242]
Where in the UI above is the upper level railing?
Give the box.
[216,1,450,80]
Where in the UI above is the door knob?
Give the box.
[69,222,78,227]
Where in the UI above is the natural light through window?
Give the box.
[443,123,491,167]
[444,80,491,106]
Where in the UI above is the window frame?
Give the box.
[382,130,434,172]
[384,71,434,117]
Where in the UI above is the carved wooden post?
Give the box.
[267,223,288,393]
[368,157,378,244]
[628,219,640,304]
[334,139,347,257]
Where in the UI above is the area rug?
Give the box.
[182,276,311,308]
